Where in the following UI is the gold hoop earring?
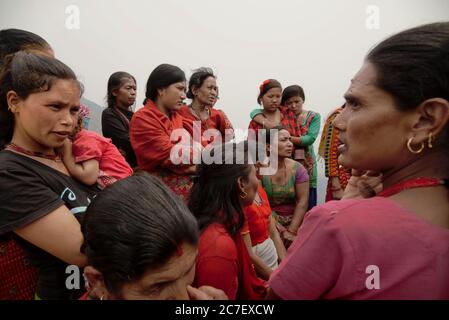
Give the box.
[407,137,424,154]
[428,132,434,149]
[240,190,248,199]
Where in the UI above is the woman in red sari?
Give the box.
[130,64,197,200]
[179,68,234,145]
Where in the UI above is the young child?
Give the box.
[62,105,133,188]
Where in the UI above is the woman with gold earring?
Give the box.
[269,22,449,300]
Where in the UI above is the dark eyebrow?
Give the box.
[343,93,363,104]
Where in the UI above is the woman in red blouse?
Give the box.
[189,142,267,300]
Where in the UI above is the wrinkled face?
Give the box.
[270,129,293,158]
[159,81,187,112]
[285,95,304,114]
[10,79,80,153]
[114,78,136,108]
[241,165,260,206]
[333,62,412,172]
[193,76,218,106]
[118,243,197,300]
[261,87,282,112]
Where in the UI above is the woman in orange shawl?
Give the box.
[130,64,197,200]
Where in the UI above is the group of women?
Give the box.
[0,21,448,300]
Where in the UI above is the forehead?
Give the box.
[202,76,216,86]
[265,87,282,95]
[345,62,378,97]
[121,78,136,86]
[170,81,186,88]
[134,243,197,287]
[31,79,80,102]
[278,129,291,138]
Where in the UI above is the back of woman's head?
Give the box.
[144,64,185,104]
[106,71,136,108]
[82,173,199,295]
[257,79,282,104]
[188,141,253,235]
[186,67,215,100]
[281,85,305,105]
[0,28,51,66]
[0,51,80,149]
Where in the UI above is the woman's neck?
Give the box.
[115,102,130,112]
[190,100,207,112]
[154,99,169,116]
[382,150,449,189]
[10,131,55,155]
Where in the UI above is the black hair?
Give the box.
[106,71,136,108]
[186,67,216,100]
[281,85,305,105]
[0,51,81,150]
[189,141,253,236]
[257,79,282,105]
[81,173,199,295]
[143,64,186,104]
[0,28,51,66]
[367,22,449,186]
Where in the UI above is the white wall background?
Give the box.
[1,0,448,203]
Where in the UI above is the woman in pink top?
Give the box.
[269,22,449,299]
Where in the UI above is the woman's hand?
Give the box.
[187,285,228,300]
[342,169,383,199]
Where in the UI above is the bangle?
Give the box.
[262,119,265,128]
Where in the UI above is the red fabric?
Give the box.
[0,238,38,300]
[73,129,133,180]
[130,100,195,173]
[178,105,234,144]
[242,186,272,246]
[378,177,444,197]
[248,106,298,141]
[195,223,267,300]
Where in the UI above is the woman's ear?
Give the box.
[6,90,21,113]
[411,98,449,143]
[111,88,118,97]
[84,266,110,300]
[236,176,246,194]
[191,85,199,97]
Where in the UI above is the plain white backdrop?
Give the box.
[1,0,448,203]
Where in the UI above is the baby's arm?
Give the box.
[61,139,100,186]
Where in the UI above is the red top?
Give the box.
[194,223,267,300]
[73,129,133,180]
[129,100,195,173]
[178,105,234,145]
[241,186,272,246]
[269,197,449,299]
[248,106,298,138]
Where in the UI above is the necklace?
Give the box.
[189,104,210,121]
[378,177,445,197]
[6,143,62,162]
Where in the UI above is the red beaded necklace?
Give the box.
[378,177,445,197]
[6,143,62,162]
